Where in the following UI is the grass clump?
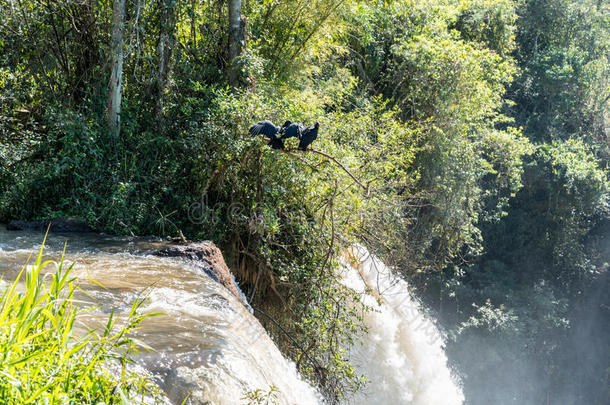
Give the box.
[0,236,161,404]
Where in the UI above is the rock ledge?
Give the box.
[153,242,241,299]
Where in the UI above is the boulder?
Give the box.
[154,242,241,299]
[6,218,92,233]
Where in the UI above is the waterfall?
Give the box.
[0,227,463,404]
[340,246,464,405]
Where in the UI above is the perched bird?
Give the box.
[298,122,319,151]
[280,122,304,140]
[249,120,291,150]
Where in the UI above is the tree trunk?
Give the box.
[107,0,126,139]
[155,0,176,122]
[228,0,243,86]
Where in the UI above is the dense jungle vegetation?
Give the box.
[0,0,608,403]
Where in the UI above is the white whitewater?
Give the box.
[340,246,464,405]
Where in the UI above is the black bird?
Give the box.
[298,122,319,151]
[249,120,281,139]
[280,122,304,140]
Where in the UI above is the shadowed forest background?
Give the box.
[0,0,608,403]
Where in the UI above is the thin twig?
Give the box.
[284,147,368,191]
[319,179,338,276]
[278,149,319,170]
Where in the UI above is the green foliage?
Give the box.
[245,0,348,79]
[338,0,530,271]
[509,0,609,146]
[543,139,609,212]
[514,140,608,276]
[242,385,280,405]
[0,237,160,404]
[453,0,517,56]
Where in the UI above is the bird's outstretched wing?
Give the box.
[249,120,280,139]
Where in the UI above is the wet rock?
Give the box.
[6,218,92,233]
[154,242,241,299]
[163,366,221,405]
